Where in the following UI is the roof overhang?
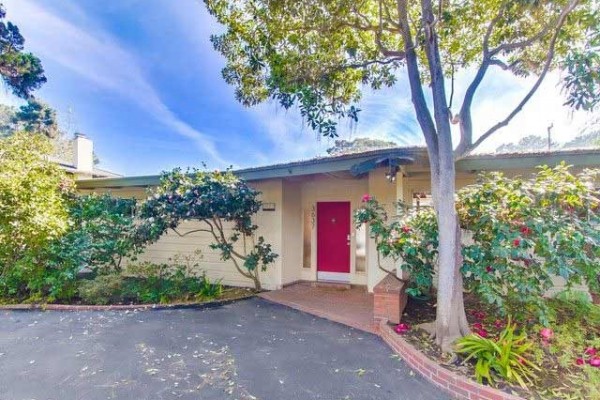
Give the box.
[75,147,600,190]
[350,155,414,176]
[77,148,426,189]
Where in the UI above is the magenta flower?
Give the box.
[576,358,585,366]
[476,329,489,338]
[394,323,411,335]
[472,322,483,331]
[590,357,600,368]
[584,347,598,356]
[361,194,372,203]
[486,266,494,273]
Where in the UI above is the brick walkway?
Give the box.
[258,282,375,333]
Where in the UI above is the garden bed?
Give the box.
[0,286,256,310]
[397,293,600,400]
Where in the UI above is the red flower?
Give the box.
[520,225,532,235]
[584,347,598,356]
[394,323,411,335]
[576,358,585,366]
[513,238,521,247]
[590,357,600,368]
[401,226,411,233]
[361,194,372,203]
[472,322,483,331]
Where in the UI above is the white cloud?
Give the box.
[4,0,229,166]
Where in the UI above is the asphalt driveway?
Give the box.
[0,298,448,400]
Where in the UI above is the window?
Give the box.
[355,224,367,273]
[412,190,433,211]
[302,207,313,269]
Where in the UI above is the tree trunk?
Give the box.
[431,160,470,352]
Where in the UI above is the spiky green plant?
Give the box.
[455,318,540,389]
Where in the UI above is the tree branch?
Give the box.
[464,0,580,155]
[455,5,505,155]
[396,0,439,171]
[171,226,215,237]
[489,23,554,57]
[342,56,405,71]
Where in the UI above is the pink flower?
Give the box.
[590,357,600,368]
[539,328,554,341]
[476,329,489,338]
[361,194,372,203]
[576,358,585,366]
[474,311,486,321]
[394,323,411,334]
[472,322,483,331]
[584,347,598,356]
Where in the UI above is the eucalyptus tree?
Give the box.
[203,0,600,350]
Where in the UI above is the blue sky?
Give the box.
[1,0,594,176]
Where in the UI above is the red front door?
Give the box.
[317,202,351,274]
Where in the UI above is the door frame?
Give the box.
[316,201,351,282]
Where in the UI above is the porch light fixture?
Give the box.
[385,164,399,183]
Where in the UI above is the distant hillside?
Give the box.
[327,138,398,156]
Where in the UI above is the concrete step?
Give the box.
[311,280,352,290]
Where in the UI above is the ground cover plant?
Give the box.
[399,294,600,399]
[76,253,246,306]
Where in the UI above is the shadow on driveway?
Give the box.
[0,298,449,400]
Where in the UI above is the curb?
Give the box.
[0,294,255,312]
[379,321,523,400]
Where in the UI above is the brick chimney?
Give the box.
[74,133,93,174]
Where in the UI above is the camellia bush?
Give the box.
[356,164,600,322]
[355,196,438,297]
[139,168,277,290]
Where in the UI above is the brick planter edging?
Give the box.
[0,294,255,312]
[379,321,523,400]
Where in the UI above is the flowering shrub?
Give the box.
[354,196,437,296]
[459,164,600,322]
[139,168,277,290]
[355,164,600,322]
